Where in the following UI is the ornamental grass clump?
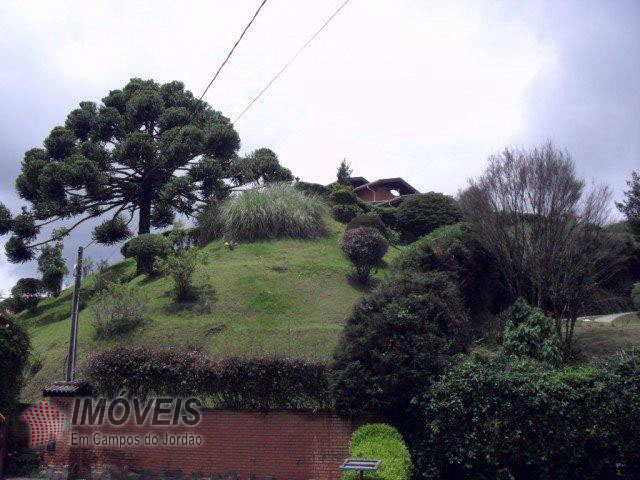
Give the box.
[219,182,328,242]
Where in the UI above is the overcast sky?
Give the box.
[0,0,639,292]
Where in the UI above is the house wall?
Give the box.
[34,397,354,480]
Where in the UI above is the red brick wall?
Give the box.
[38,398,354,480]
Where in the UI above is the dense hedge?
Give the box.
[418,350,640,480]
[347,213,389,238]
[332,204,362,223]
[330,271,470,426]
[343,424,412,480]
[84,347,331,410]
[396,192,461,241]
[0,314,30,415]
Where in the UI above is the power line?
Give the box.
[233,0,352,124]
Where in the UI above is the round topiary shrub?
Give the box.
[340,227,388,283]
[343,424,412,480]
[330,271,471,427]
[502,298,563,364]
[632,282,640,311]
[125,233,172,275]
[332,204,362,224]
[330,184,359,205]
[347,213,389,238]
[396,192,462,241]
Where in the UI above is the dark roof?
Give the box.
[326,176,369,188]
[353,177,419,194]
[43,381,93,397]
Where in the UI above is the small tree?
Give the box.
[460,142,626,349]
[156,249,201,302]
[617,171,640,236]
[340,227,388,283]
[337,158,352,185]
[37,242,68,297]
[125,233,172,275]
[10,278,45,312]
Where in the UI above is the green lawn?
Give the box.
[19,219,400,402]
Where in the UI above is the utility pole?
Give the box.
[65,246,83,382]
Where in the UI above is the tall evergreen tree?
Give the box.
[336,158,352,185]
[617,171,640,236]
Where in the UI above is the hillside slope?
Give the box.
[19,219,398,402]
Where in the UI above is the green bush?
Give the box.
[84,347,331,410]
[419,350,640,480]
[340,227,389,283]
[373,206,398,229]
[343,424,412,480]
[502,298,563,364]
[90,283,148,339]
[295,181,330,199]
[396,192,461,241]
[156,249,201,302]
[0,314,30,415]
[330,271,470,427]
[125,233,172,275]
[10,277,45,312]
[330,184,359,204]
[195,199,224,246]
[332,203,362,223]
[632,282,640,310]
[220,183,328,241]
[347,213,389,238]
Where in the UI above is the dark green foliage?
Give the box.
[617,171,640,236]
[5,235,34,262]
[125,233,172,275]
[347,213,389,238]
[294,181,330,199]
[332,204,362,223]
[396,192,462,240]
[0,314,30,415]
[330,271,470,426]
[330,184,359,204]
[156,249,201,302]
[11,208,39,240]
[0,202,11,235]
[419,351,640,480]
[340,227,389,283]
[632,283,640,311]
[343,424,412,480]
[337,159,352,185]
[10,278,45,312]
[90,283,147,339]
[219,183,328,242]
[391,223,506,324]
[373,206,398,229]
[37,243,68,297]
[502,298,562,364]
[230,148,293,185]
[92,216,132,245]
[85,347,330,410]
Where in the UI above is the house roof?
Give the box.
[326,176,369,188]
[353,177,419,194]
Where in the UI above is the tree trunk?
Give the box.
[138,195,151,235]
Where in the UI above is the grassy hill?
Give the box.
[19,219,399,402]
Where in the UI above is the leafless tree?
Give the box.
[459,142,627,348]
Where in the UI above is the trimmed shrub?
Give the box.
[0,314,30,415]
[332,203,362,223]
[502,298,563,364]
[330,184,359,204]
[295,181,330,199]
[220,183,328,242]
[84,347,331,410]
[330,271,471,426]
[419,350,640,480]
[396,192,461,241]
[632,282,640,310]
[343,424,412,480]
[373,206,398,229]
[340,227,388,283]
[10,277,45,312]
[125,233,172,275]
[90,283,148,339]
[347,213,389,238]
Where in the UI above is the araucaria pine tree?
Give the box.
[1,78,289,263]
